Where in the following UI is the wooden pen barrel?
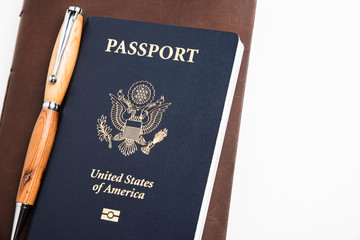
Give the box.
[15,11,83,206]
[16,109,58,205]
[44,14,83,105]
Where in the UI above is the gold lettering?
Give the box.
[173,47,186,62]
[134,179,141,185]
[128,41,138,55]
[138,193,145,199]
[137,43,148,57]
[125,190,132,196]
[111,187,122,195]
[116,173,124,182]
[130,176,136,185]
[130,188,136,197]
[98,172,105,179]
[159,46,174,60]
[105,38,118,52]
[105,38,200,63]
[103,184,112,193]
[124,174,132,184]
[104,171,110,180]
[114,40,126,54]
[91,170,153,199]
[90,169,100,178]
[186,48,199,63]
[144,181,150,187]
[147,44,160,58]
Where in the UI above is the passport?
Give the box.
[26,16,244,240]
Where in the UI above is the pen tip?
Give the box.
[10,203,32,240]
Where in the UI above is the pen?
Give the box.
[10,6,83,240]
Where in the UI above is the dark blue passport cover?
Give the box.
[27,16,243,240]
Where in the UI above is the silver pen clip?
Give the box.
[48,6,83,83]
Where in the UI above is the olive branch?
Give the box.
[97,115,113,149]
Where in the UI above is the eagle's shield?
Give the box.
[122,120,142,140]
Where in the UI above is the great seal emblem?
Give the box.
[97,80,171,156]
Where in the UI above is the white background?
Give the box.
[1,1,360,240]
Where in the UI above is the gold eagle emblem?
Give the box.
[97,80,171,156]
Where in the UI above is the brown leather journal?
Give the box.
[0,1,256,239]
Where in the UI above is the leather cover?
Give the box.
[0,1,256,239]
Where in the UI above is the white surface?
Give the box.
[1,1,360,240]
[0,0,23,116]
[227,1,360,240]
